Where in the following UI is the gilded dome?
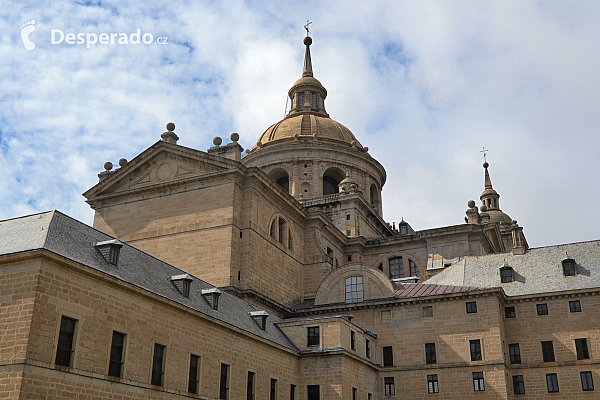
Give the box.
[254,114,363,150]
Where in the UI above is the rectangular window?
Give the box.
[536,303,548,315]
[55,316,77,367]
[151,343,165,386]
[500,267,513,283]
[307,326,320,346]
[346,214,350,220]
[270,378,277,400]
[290,384,296,400]
[384,377,395,396]
[383,346,394,367]
[351,331,356,350]
[345,276,364,303]
[505,306,516,318]
[389,257,404,279]
[423,305,433,318]
[352,387,357,400]
[581,371,594,391]
[546,373,559,393]
[575,338,590,360]
[108,331,126,377]
[427,374,439,394]
[466,301,478,314]
[307,385,320,400]
[297,92,304,111]
[541,341,555,362]
[425,343,436,364]
[472,372,485,391]
[508,343,521,364]
[368,393,372,400]
[470,339,482,361]
[512,375,525,395]
[188,354,200,394]
[569,300,582,312]
[219,364,230,399]
[366,339,371,358]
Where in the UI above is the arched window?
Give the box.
[370,184,378,206]
[269,169,290,193]
[269,216,292,250]
[409,259,419,277]
[323,168,345,196]
[270,220,276,238]
[278,218,286,244]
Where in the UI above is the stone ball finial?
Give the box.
[483,161,489,168]
[480,205,488,212]
[213,136,222,146]
[468,200,476,208]
[104,161,113,171]
[230,132,239,142]
[303,36,312,46]
[166,122,175,132]
[118,158,127,167]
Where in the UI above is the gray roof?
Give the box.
[425,240,600,297]
[0,211,297,351]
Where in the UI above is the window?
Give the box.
[546,373,559,393]
[581,371,594,391]
[188,354,200,394]
[541,341,555,362]
[472,372,485,391]
[504,306,516,318]
[108,245,120,265]
[276,176,289,193]
[569,300,582,313]
[466,301,477,314]
[346,213,350,220]
[347,254,352,261]
[108,331,126,378]
[219,363,230,399]
[368,393,372,400]
[537,303,548,315]
[307,385,320,400]
[384,377,395,396]
[423,306,433,318]
[345,276,364,304]
[366,339,371,358]
[151,343,165,386]
[409,260,419,277]
[470,339,482,361]
[270,378,277,400]
[575,338,590,360]
[512,375,525,395]
[500,266,513,283]
[290,384,296,400]
[307,326,320,346]
[562,257,576,276]
[278,218,285,243]
[508,343,521,364]
[55,316,77,367]
[425,343,436,364]
[427,374,439,394]
[297,92,304,111]
[310,92,317,110]
[389,257,404,279]
[351,331,356,351]
[352,387,357,400]
[383,346,394,367]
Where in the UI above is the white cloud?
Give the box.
[1,0,599,247]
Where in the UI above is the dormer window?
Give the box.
[95,239,123,266]
[201,288,222,310]
[562,253,576,276]
[500,265,514,283]
[249,310,268,330]
[171,274,193,297]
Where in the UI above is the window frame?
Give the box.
[466,301,478,314]
[384,377,395,396]
[512,375,525,395]
[569,300,582,313]
[307,384,320,400]
[55,315,77,368]
[427,374,439,394]
[508,343,521,364]
[546,373,559,393]
[575,338,590,360]
[470,339,482,361]
[345,276,364,304]
[307,326,320,347]
[581,371,595,391]
[382,346,394,367]
[270,378,277,400]
[151,343,166,386]
[425,342,437,364]
[188,354,201,394]
[541,341,555,362]
[472,371,485,392]
[536,303,548,316]
[366,339,371,359]
[389,257,404,279]
[219,363,230,400]
[504,306,516,318]
[108,330,126,378]
[350,330,356,351]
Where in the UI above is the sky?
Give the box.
[1,1,599,248]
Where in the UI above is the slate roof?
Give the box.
[0,211,298,351]
[392,282,480,298]
[425,240,600,297]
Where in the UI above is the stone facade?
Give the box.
[1,35,599,400]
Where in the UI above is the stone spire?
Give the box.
[302,36,313,77]
[484,161,493,189]
[479,161,512,224]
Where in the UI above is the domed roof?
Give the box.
[486,209,513,224]
[254,113,363,149]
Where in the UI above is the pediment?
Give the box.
[84,142,237,200]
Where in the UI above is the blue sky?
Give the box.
[2,1,599,247]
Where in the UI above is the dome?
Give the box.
[486,209,512,224]
[253,113,363,150]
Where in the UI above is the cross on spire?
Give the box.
[480,146,488,163]
[304,20,312,36]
